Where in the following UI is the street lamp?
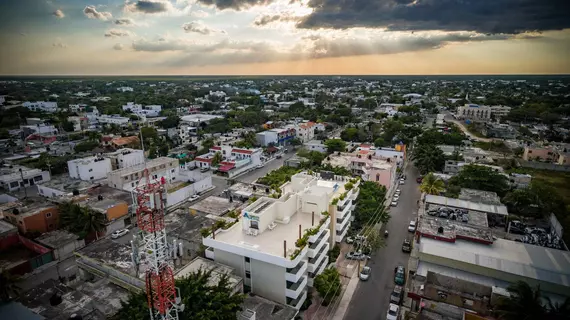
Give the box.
[19,168,28,199]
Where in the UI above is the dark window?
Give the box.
[34,175,43,182]
[245,257,250,263]
[245,271,251,279]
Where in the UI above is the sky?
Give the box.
[0,0,569,75]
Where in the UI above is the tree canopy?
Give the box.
[352,181,389,230]
[112,269,245,320]
[324,139,347,153]
[448,164,510,197]
[314,267,342,306]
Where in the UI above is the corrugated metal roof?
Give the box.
[419,237,570,288]
[425,195,508,216]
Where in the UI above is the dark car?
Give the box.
[416,177,423,183]
[390,285,404,304]
[394,265,406,285]
[402,239,412,253]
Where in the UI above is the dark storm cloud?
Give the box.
[296,0,570,34]
[115,18,135,25]
[125,0,171,14]
[195,0,273,11]
[254,14,299,26]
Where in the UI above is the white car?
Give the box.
[408,220,417,233]
[391,201,398,207]
[399,179,405,185]
[387,303,400,320]
[111,229,129,239]
[359,266,371,281]
[395,189,401,194]
[393,194,400,201]
[189,194,200,202]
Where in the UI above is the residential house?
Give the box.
[22,101,58,113]
[106,157,179,191]
[104,148,145,170]
[2,201,59,234]
[0,165,51,192]
[67,156,112,181]
[481,123,517,139]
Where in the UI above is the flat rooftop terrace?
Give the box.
[425,194,508,216]
[189,196,241,216]
[426,203,489,228]
[213,210,318,259]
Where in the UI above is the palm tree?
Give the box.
[545,296,570,320]
[411,144,445,174]
[81,208,106,240]
[420,173,445,195]
[495,281,546,320]
[211,151,223,167]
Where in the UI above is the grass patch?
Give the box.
[466,123,485,138]
[509,167,570,205]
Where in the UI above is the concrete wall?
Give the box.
[68,158,112,181]
[0,193,18,203]
[54,239,85,260]
[213,249,246,286]
[519,160,570,172]
[37,184,66,198]
[166,176,212,208]
[250,257,287,304]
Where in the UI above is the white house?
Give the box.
[123,102,162,117]
[106,157,179,191]
[195,145,263,178]
[203,171,359,308]
[294,122,316,143]
[97,115,130,126]
[178,124,198,145]
[67,156,112,181]
[0,165,51,192]
[104,148,145,170]
[117,86,134,92]
[303,140,327,153]
[22,101,58,113]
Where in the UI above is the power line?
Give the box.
[309,201,388,320]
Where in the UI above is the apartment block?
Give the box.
[456,104,491,121]
[2,202,59,234]
[106,157,179,191]
[67,156,112,181]
[203,172,359,309]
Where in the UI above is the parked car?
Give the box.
[189,194,200,202]
[111,229,129,239]
[276,154,283,159]
[200,167,209,173]
[394,265,406,285]
[402,239,412,253]
[386,303,400,320]
[390,285,403,304]
[395,189,401,194]
[359,266,371,281]
[408,220,417,232]
[391,200,398,207]
[345,252,369,261]
[399,179,405,185]
[393,194,400,201]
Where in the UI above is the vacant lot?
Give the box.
[511,167,570,205]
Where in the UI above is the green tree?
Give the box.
[61,121,75,132]
[420,173,446,195]
[158,144,169,157]
[494,281,546,320]
[59,202,106,239]
[159,115,180,128]
[353,182,387,230]
[361,225,386,252]
[112,269,245,320]
[412,144,445,174]
[74,140,100,153]
[314,268,342,306]
[148,145,158,159]
[211,152,223,166]
[324,139,347,153]
[448,164,510,197]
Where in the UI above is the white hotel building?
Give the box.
[203,172,359,309]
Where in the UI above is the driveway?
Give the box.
[444,114,493,142]
[342,164,422,320]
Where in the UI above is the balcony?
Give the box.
[308,217,330,243]
[286,289,307,310]
[308,230,329,259]
[308,243,329,273]
[308,256,329,280]
[286,261,307,283]
[336,212,351,231]
[286,276,308,300]
[336,221,350,242]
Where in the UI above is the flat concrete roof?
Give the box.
[240,295,298,320]
[425,195,508,216]
[175,257,242,291]
[0,219,17,235]
[419,237,570,290]
[35,230,80,249]
[189,196,241,216]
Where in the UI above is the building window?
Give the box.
[46,212,52,218]
[34,175,43,182]
[10,181,19,188]
[132,182,135,187]
[89,169,93,172]
[245,271,251,279]
[250,220,259,230]
[245,257,250,263]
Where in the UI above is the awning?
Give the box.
[218,163,235,172]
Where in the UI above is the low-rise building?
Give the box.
[303,140,327,153]
[456,104,491,121]
[67,116,88,132]
[35,230,85,260]
[256,128,296,146]
[203,172,359,309]
[490,105,512,119]
[195,145,263,178]
[0,165,51,192]
[110,136,140,149]
[509,173,532,189]
[67,156,112,181]
[2,201,59,234]
[523,145,557,162]
[481,123,517,139]
[294,122,316,143]
[22,101,58,113]
[37,176,95,198]
[105,148,145,170]
[106,157,179,191]
[97,115,130,126]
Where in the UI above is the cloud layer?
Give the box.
[296,0,570,34]
[182,21,225,35]
[84,5,113,21]
[104,29,134,37]
[196,0,272,11]
[52,9,65,18]
[124,0,173,14]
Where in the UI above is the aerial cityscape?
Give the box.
[1,1,570,320]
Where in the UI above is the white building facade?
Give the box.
[457,104,492,121]
[104,148,145,170]
[67,156,112,181]
[106,157,179,191]
[22,101,58,113]
[203,172,359,309]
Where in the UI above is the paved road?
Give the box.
[343,164,421,320]
[443,113,492,142]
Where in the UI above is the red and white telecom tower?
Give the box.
[134,170,183,320]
